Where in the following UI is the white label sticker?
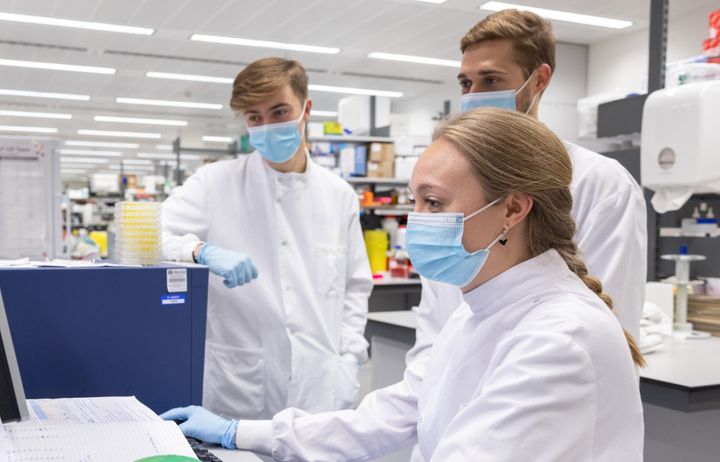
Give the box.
[166,268,188,293]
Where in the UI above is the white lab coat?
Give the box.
[407,142,648,372]
[161,152,373,419]
[237,250,644,461]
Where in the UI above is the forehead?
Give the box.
[410,138,478,194]
[460,39,524,76]
[243,85,300,113]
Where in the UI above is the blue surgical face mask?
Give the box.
[247,100,307,164]
[460,70,538,114]
[407,198,506,287]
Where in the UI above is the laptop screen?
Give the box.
[0,289,29,423]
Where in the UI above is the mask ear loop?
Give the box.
[515,69,539,115]
[486,225,510,250]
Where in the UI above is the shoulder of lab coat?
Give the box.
[566,142,648,340]
[430,289,643,461]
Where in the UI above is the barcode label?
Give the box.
[167,268,188,293]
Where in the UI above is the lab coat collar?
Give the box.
[260,149,314,191]
[462,249,570,319]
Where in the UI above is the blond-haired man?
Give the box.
[161,58,372,421]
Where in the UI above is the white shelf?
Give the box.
[362,205,413,216]
[308,135,394,143]
[346,177,409,186]
[373,277,422,286]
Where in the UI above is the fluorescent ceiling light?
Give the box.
[94,115,188,126]
[61,157,109,164]
[202,136,233,143]
[367,52,460,68]
[0,11,154,35]
[312,110,338,117]
[480,2,633,29]
[122,159,153,165]
[0,109,72,119]
[0,88,90,101]
[58,149,121,157]
[61,168,89,174]
[109,164,154,171]
[146,71,233,84]
[78,129,161,139]
[65,140,139,148]
[0,58,116,75]
[190,34,340,55]
[0,125,57,133]
[138,152,201,160]
[309,84,403,98]
[116,97,222,110]
[155,144,173,150]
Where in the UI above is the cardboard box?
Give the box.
[369,142,395,162]
[368,160,394,178]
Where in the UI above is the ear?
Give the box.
[304,98,313,120]
[502,191,533,228]
[534,63,552,94]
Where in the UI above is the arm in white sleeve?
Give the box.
[574,183,647,340]
[237,359,424,461]
[161,169,210,262]
[430,332,597,461]
[339,200,373,366]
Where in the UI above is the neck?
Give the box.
[461,232,532,294]
[266,141,308,173]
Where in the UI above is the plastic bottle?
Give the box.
[382,216,399,249]
[390,245,410,278]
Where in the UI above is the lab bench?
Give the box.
[369,277,422,312]
[365,311,720,462]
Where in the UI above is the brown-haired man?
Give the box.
[161,58,372,422]
[407,9,648,377]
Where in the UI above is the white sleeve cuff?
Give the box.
[181,240,203,263]
[235,420,273,455]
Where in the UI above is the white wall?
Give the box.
[392,42,588,143]
[587,5,713,95]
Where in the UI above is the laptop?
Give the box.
[0,289,29,423]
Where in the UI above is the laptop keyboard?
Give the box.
[186,436,223,462]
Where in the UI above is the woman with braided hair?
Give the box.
[165,107,644,462]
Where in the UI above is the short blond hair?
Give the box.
[461,9,556,78]
[230,57,308,111]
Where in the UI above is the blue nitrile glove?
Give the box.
[160,405,239,449]
[198,243,258,288]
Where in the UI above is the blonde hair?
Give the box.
[434,108,645,368]
[461,9,556,79]
[230,57,308,111]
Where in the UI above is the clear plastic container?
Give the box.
[114,201,162,266]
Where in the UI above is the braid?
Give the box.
[553,237,646,368]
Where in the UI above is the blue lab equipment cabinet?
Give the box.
[0,264,209,414]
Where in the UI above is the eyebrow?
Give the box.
[244,103,292,115]
[457,68,509,80]
[411,183,447,195]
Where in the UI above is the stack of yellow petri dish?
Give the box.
[114,201,162,266]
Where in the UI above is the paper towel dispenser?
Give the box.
[641,79,720,212]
